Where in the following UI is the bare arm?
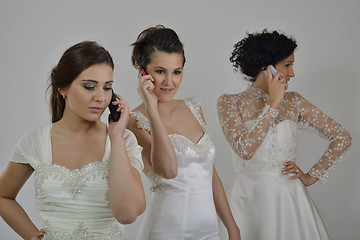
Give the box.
[108,95,146,224]
[212,167,241,240]
[130,73,177,179]
[195,104,240,239]
[0,161,43,239]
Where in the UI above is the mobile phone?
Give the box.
[263,65,277,77]
[139,66,147,76]
[108,89,120,122]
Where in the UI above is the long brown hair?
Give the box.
[48,41,114,123]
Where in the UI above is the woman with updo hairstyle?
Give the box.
[127,25,241,240]
[0,41,145,239]
[217,29,352,240]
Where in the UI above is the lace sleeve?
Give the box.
[295,93,352,181]
[217,94,279,160]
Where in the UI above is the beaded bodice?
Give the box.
[217,86,352,181]
[9,126,144,239]
[130,97,215,193]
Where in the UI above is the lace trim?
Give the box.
[217,89,352,181]
[247,85,270,98]
[35,161,110,199]
[42,222,125,240]
[129,111,150,132]
[183,97,207,130]
[307,151,347,182]
[169,134,214,160]
[132,97,215,192]
[146,171,164,192]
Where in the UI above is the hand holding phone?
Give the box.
[108,89,121,122]
[263,65,277,77]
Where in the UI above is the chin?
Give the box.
[157,95,174,103]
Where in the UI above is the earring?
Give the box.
[61,94,65,99]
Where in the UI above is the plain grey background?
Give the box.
[0,0,359,239]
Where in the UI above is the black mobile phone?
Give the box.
[108,89,120,122]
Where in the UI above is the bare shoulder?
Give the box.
[131,103,145,113]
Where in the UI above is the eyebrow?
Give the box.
[154,66,183,70]
[81,80,113,84]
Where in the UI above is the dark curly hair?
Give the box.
[131,25,185,70]
[230,29,297,82]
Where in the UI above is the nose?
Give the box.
[95,89,106,102]
[163,73,172,85]
[289,66,295,77]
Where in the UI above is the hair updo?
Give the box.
[131,25,185,70]
[230,29,297,82]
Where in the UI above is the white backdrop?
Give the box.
[0,0,359,239]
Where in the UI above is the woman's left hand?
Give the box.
[282,161,318,186]
[30,229,45,240]
[108,93,130,138]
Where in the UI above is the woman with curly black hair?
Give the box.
[217,30,352,240]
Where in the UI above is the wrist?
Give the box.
[267,99,280,109]
[228,226,240,238]
[306,173,319,186]
[109,134,125,146]
[146,107,160,120]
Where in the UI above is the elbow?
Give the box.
[231,145,254,160]
[152,160,178,179]
[114,212,138,224]
[159,168,178,179]
[346,132,352,147]
[241,154,253,160]
[113,201,146,225]
[341,131,352,149]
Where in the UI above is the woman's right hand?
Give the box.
[30,229,45,240]
[137,71,158,112]
[266,66,287,109]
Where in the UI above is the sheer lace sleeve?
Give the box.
[217,94,279,160]
[295,93,352,181]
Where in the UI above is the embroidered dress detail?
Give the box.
[9,126,143,240]
[43,222,125,240]
[216,85,351,240]
[130,111,150,132]
[169,133,214,162]
[35,161,109,199]
[132,97,220,239]
[217,86,351,181]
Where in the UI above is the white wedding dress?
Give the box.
[130,97,220,240]
[217,86,352,240]
[9,125,143,240]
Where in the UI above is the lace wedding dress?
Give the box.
[217,86,352,240]
[10,125,143,240]
[130,97,220,240]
